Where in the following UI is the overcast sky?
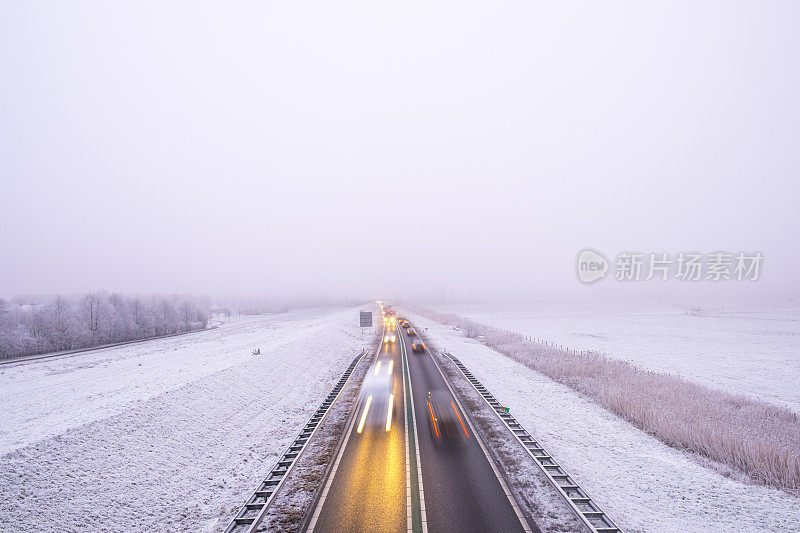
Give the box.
[1,2,798,301]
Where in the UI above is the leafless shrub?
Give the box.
[413,307,800,493]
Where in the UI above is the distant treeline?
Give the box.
[0,292,210,360]
[212,294,365,315]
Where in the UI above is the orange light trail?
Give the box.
[374,361,382,375]
[387,360,394,375]
[428,402,439,438]
[451,401,469,437]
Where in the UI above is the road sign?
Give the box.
[359,311,372,328]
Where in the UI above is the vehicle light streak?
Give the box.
[452,401,469,437]
[386,393,394,431]
[428,402,439,438]
[374,361,382,375]
[387,360,394,375]
[357,395,373,434]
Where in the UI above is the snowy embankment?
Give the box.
[429,300,800,414]
[404,310,800,533]
[0,306,375,532]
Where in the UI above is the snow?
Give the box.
[0,306,374,532]
[405,310,800,533]
[426,300,800,413]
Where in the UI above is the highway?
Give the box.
[307,325,407,531]
[306,312,534,532]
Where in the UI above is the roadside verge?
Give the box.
[409,326,588,532]
[253,345,377,532]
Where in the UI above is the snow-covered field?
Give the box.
[405,310,800,533]
[425,300,800,413]
[0,306,375,532]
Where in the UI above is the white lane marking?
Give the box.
[403,345,413,532]
[423,343,534,533]
[400,331,428,533]
[306,341,382,532]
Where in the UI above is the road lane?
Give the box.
[307,313,535,533]
[309,334,407,532]
[400,324,532,533]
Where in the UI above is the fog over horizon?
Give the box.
[2,2,799,303]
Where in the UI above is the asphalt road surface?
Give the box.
[307,320,531,533]
[308,331,407,532]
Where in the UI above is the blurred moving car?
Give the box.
[426,389,470,440]
[411,339,425,352]
[384,332,396,343]
[407,328,417,337]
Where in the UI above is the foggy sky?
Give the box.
[1,2,799,301]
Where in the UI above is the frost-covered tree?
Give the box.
[0,298,16,358]
[47,295,77,351]
[0,292,210,360]
[79,292,102,338]
[108,293,134,342]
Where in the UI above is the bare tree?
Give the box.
[0,292,210,360]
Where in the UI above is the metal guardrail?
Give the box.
[444,352,622,533]
[224,350,367,533]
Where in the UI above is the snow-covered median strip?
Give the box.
[405,310,800,533]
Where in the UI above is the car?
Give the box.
[402,321,411,329]
[426,390,469,440]
[411,339,425,352]
[407,328,417,337]
[384,332,396,343]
